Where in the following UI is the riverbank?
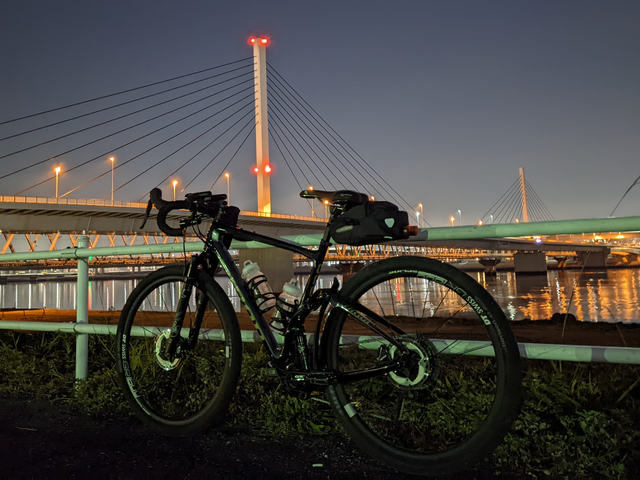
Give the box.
[1,331,639,478]
[2,308,640,348]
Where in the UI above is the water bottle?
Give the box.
[270,278,303,333]
[241,260,276,313]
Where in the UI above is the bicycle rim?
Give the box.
[325,257,521,475]
[117,266,241,435]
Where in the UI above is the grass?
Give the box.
[1,330,639,478]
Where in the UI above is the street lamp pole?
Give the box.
[109,156,115,205]
[172,180,178,201]
[55,167,61,202]
[418,203,424,228]
[225,172,230,204]
[457,209,462,226]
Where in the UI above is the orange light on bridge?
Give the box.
[264,164,272,174]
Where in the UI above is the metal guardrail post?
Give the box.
[75,235,89,380]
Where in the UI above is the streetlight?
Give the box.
[450,216,455,227]
[224,172,230,204]
[457,209,462,226]
[416,210,420,227]
[418,203,424,228]
[324,199,329,219]
[490,214,494,224]
[55,167,61,202]
[109,156,115,205]
[370,195,375,201]
[172,180,178,201]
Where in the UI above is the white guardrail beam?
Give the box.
[2,214,640,378]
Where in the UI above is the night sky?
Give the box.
[1,1,639,226]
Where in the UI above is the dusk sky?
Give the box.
[1,1,639,226]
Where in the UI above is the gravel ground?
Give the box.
[0,397,510,479]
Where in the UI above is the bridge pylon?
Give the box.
[251,36,271,214]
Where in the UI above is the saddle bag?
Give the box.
[329,201,409,246]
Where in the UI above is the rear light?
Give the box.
[404,225,419,236]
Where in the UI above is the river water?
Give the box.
[1,268,639,324]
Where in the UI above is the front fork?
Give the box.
[165,255,209,360]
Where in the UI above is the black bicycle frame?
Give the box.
[170,207,412,384]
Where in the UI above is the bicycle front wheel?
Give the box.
[116,265,242,437]
[324,256,521,476]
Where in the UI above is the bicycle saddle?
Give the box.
[299,189,369,207]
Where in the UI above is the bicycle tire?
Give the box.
[116,265,242,437]
[323,256,521,476]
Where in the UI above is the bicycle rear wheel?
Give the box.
[324,256,521,476]
[116,265,242,436]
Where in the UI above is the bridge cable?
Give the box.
[269,115,324,189]
[268,99,343,190]
[525,180,555,221]
[269,129,311,201]
[208,122,257,194]
[104,101,256,199]
[480,179,519,223]
[19,93,254,197]
[269,119,314,188]
[268,82,377,197]
[0,74,254,162]
[0,57,253,125]
[78,98,255,199]
[492,181,521,224]
[0,65,253,143]
[179,112,256,194]
[11,87,255,192]
[269,126,316,214]
[268,106,337,189]
[611,173,640,217]
[268,68,389,200]
[267,64,418,217]
[152,112,257,195]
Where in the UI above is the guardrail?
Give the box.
[2,215,640,379]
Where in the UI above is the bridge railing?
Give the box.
[0,195,327,223]
[2,215,640,379]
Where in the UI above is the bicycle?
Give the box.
[116,188,522,476]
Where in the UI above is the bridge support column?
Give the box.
[335,262,366,282]
[577,249,609,269]
[514,252,547,274]
[238,248,293,293]
[478,258,501,274]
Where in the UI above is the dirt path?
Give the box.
[0,397,507,479]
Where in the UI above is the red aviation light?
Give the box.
[264,164,272,174]
[249,36,269,46]
[252,166,259,174]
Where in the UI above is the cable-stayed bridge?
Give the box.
[1,37,635,274]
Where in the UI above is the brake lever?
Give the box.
[140,197,153,229]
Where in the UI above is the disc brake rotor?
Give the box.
[388,337,439,389]
[155,329,181,371]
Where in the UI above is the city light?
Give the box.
[55,167,61,201]
[224,172,230,203]
[450,216,455,227]
[172,180,178,201]
[109,156,115,206]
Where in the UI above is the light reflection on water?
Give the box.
[1,268,639,323]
